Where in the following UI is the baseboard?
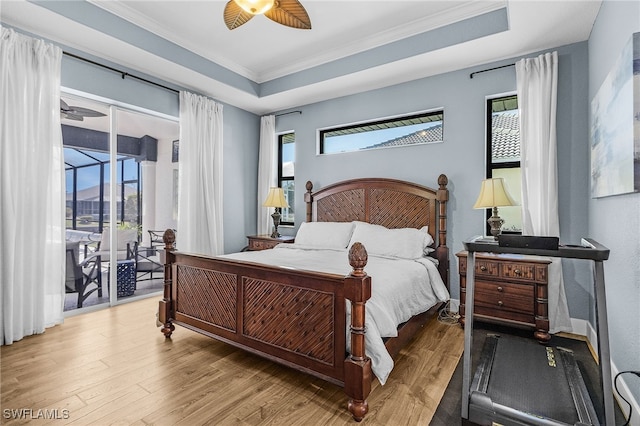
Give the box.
[612,363,640,425]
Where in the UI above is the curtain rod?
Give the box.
[469,63,515,79]
[275,110,302,117]
[64,51,305,112]
[63,51,179,94]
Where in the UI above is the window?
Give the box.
[319,110,443,154]
[278,132,295,225]
[486,95,522,234]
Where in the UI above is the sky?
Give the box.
[65,148,138,193]
[323,122,441,154]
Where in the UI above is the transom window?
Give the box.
[319,110,444,154]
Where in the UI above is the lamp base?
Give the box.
[270,210,281,238]
[487,207,504,240]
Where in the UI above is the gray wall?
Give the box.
[588,0,640,408]
[275,42,592,317]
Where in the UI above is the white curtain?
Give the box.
[516,51,571,333]
[177,91,224,255]
[0,27,65,345]
[257,115,277,235]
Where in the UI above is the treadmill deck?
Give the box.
[466,334,599,426]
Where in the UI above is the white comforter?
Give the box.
[220,243,450,384]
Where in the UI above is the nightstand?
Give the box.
[246,234,295,251]
[456,250,552,343]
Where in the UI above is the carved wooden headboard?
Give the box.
[304,175,450,287]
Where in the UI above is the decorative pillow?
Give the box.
[348,221,434,259]
[294,221,355,249]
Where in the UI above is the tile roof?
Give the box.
[364,124,443,149]
[492,111,520,162]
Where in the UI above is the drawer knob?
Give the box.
[497,300,504,307]
[497,286,504,292]
[514,268,522,275]
[480,265,487,271]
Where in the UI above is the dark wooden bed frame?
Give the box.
[158,175,449,421]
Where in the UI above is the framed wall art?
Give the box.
[590,32,640,198]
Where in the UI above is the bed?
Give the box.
[158,175,450,421]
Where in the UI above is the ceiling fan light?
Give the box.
[234,0,274,15]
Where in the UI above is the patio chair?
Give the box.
[137,229,174,282]
[65,242,102,308]
[148,229,165,248]
[147,229,176,249]
[82,228,139,290]
[136,247,163,282]
[65,229,101,258]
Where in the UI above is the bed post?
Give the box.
[159,229,176,338]
[304,180,313,222]
[344,242,372,422]
[436,174,450,288]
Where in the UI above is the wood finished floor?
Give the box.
[1,298,464,425]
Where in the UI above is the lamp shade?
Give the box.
[473,178,517,209]
[234,0,274,15]
[262,187,289,208]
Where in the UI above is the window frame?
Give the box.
[318,109,444,155]
[277,132,295,226]
[485,93,522,235]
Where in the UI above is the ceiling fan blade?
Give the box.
[62,112,84,121]
[60,99,71,112]
[224,0,254,30]
[265,0,311,29]
[68,106,106,118]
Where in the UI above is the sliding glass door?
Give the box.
[63,96,111,312]
[62,93,178,312]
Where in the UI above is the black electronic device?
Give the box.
[498,234,559,250]
[465,334,599,426]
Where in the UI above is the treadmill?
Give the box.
[461,238,613,426]
[465,334,599,426]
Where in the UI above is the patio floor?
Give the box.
[64,271,163,311]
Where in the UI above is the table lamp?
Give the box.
[263,187,289,238]
[473,177,517,239]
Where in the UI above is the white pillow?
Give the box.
[348,221,434,259]
[294,221,355,249]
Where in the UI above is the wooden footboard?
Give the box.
[159,229,373,420]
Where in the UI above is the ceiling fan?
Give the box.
[224,0,311,30]
[60,99,106,121]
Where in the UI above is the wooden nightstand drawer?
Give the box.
[502,262,548,283]
[475,260,499,277]
[248,239,272,250]
[475,285,534,315]
[459,257,499,278]
[474,280,534,300]
[460,257,500,277]
[462,280,534,315]
[472,305,535,324]
[500,263,536,280]
[247,235,295,251]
